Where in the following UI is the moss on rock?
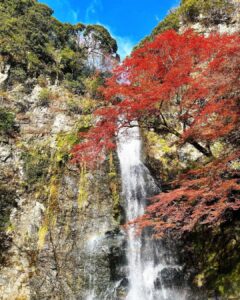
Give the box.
[77,165,89,210]
[108,152,121,223]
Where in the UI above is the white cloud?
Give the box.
[85,0,103,23]
[116,36,135,60]
[70,9,79,23]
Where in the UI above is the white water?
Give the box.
[117,124,187,300]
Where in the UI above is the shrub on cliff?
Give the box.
[0,108,15,136]
[139,0,235,45]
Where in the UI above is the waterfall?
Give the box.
[117,123,188,300]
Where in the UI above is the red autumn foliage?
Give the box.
[72,29,240,235]
[136,151,240,237]
[73,30,240,164]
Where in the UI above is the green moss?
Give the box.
[6,223,15,233]
[195,273,205,288]
[77,165,89,209]
[14,296,28,300]
[21,144,51,185]
[143,131,182,183]
[110,181,120,222]
[67,97,99,115]
[187,219,240,298]
[54,115,95,164]
[37,225,48,249]
[145,131,173,152]
[211,141,225,158]
[77,114,93,132]
[230,159,240,171]
[215,262,240,297]
[37,175,60,249]
[56,131,80,164]
[108,152,121,222]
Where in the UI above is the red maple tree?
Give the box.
[72,29,240,235]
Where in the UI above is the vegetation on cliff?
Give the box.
[137,0,235,48]
[0,0,118,90]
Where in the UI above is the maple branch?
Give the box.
[153,124,213,158]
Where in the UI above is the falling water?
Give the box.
[117,123,187,300]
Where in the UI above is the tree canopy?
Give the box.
[73,29,240,235]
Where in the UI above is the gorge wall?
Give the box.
[0,83,124,299]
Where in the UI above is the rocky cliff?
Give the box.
[0,1,125,299]
[0,83,126,299]
[0,0,240,299]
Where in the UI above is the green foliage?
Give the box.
[37,75,48,87]
[84,74,104,98]
[0,184,17,265]
[0,0,55,80]
[66,98,82,115]
[77,115,93,133]
[84,25,118,54]
[180,0,235,24]
[21,145,51,185]
[8,67,27,85]
[56,131,80,164]
[0,0,117,90]
[80,98,99,114]
[187,219,240,298]
[38,88,52,106]
[138,0,235,46]
[152,9,180,36]
[0,108,15,136]
[63,78,85,95]
[0,185,16,230]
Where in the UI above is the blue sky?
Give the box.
[40,0,180,59]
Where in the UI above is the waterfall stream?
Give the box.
[117,124,187,300]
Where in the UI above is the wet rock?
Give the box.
[159,267,183,289]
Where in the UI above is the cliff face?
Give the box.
[0,1,125,299]
[0,81,127,299]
